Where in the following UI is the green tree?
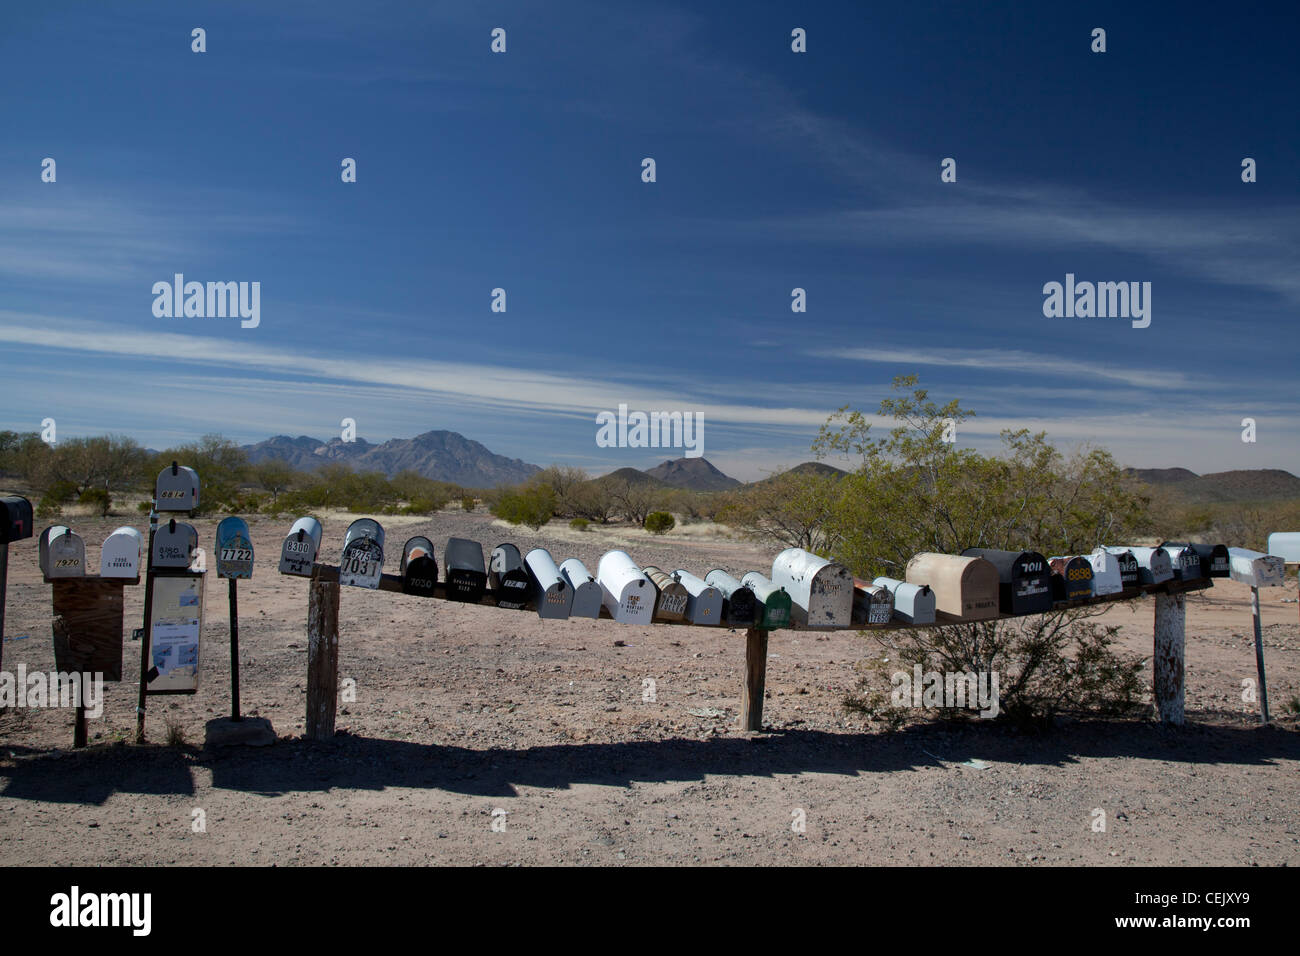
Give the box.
[491,485,556,529]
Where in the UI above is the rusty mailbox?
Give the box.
[340,519,385,589]
[871,576,936,625]
[152,519,198,569]
[1227,548,1285,588]
[278,516,323,576]
[39,525,85,579]
[100,526,143,579]
[1111,546,1173,585]
[643,566,689,622]
[772,548,854,628]
[705,569,758,628]
[215,517,254,579]
[852,579,894,627]
[740,572,792,630]
[489,543,531,610]
[961,548,1053,616]
[1083,548,1123,597]
[672,569,724,626]
[1,495,33,543]
[154,462,199,512]
[400,536,439,597]
[559,557,603,619]
[906,553,999,622]
[1049,556,1093,602]
[445,537,487,603]
[524,548,571,620]
[597,550,654,624]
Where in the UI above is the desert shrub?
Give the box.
[569,517,589,531]
[808,375,1149,724]
[461,496,476,513]
[644,511,675,535]
[491,485,555,530]
[78,487,111,517]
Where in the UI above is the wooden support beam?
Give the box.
[306,576,340,740]
[741,627,769,732]
[1153,591,1185,725]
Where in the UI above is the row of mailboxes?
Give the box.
[907,553,1000,621]
[1108,546,1173,585]
[38,525,148,579]
[1160,541,1230,580]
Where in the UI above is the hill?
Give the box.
[1124,467,1300,505]
[643,457,741,491]
[243,430,540,487]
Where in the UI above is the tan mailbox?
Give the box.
[643,566,689,622]
[905,553,999,622]
[771,548,854,628]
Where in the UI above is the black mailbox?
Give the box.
[489,543,530,610]
[1050,556,1093,601]
[1161,541,1229,579]
[1,495,33,543]
[704,569,757,628]
[1159,542,1206,581]
[400,536,438,597]
[1106,549,1140,590]
[445,537,486,603]
[960,548,1053,616]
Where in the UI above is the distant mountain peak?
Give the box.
[643,457,741,491]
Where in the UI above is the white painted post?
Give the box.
[1250,586,1270,723]
[1153,592,1185,725]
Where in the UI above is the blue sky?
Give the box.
[1,0,1296,480]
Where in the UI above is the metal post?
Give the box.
[1250,586,1270,724]
[0,542,8,688]
[229,578,241,721]
[1153,591,1185,725]
[742,627,769,732]
[135,501,158,743]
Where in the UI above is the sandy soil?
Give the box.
[1,511,1297,866]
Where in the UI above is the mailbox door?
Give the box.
[490,545,529,607]
[610,579,654,624]
[152,522,197,569]
[673,570,722,625]
[644,568,688,621]
[1085,549,1123,596]
[1050,557,1093,601]
[155,465,199,512]
[46,529,86,578]
[1103,548,1141,589]
[279,523,321,577]
[402,556,439,596]
[445,538,487,602]
[705,570,757,628]
[1163,545,1203,581]
[215,517,254,579]
[340,540,383,589]
[863,583,894,625]
[344,519,386,553]
[740,572,791,630]
[874,577,937,625]
[400,537,436,576]
[1195,544,1230,578]
[560,559,602,619]
[101,527,143,578]
[1,495,33,543]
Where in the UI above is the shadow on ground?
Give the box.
[2,715,1296,806]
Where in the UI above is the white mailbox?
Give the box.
[872,576,936,625]
[525,548,572,620]
[1266,532,1300,565]
[643,566,689,622]
[771,548,854,628]
[906,553,999,622]
[559,558,603,619]
[596,550,654,624]
[40,525,85,578]
[673,569,724,626]
[1101,547,1141,590]
[340,519,385,589]
[99,526,143,578]
[154,463,200,512]
[279,517,323,577]
[152,520,198,569]
[1116,546,1174,585]
[1084,548,1123,597]
[1227,548,1286,588]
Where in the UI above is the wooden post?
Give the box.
[1153,591,1185,725]
[228,578,241,721]
[1250,586,1270,724]
[741,627,769,732]
[0,542,8,687]
[306,577,340,740]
